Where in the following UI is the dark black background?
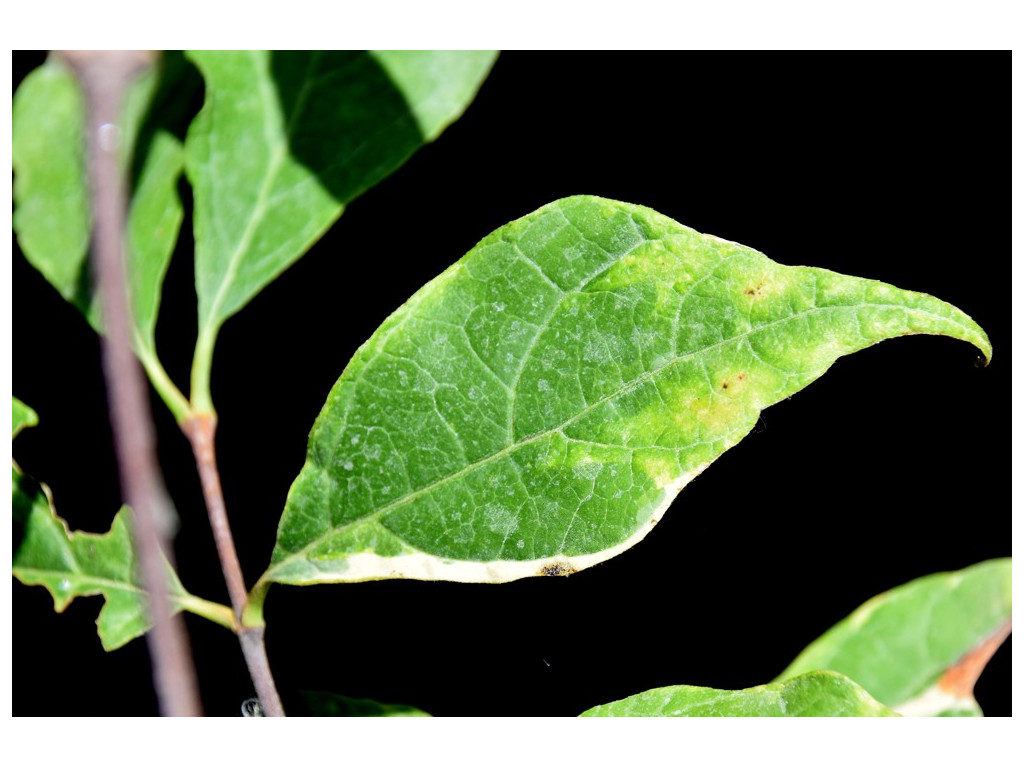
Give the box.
[13,52,1009,716]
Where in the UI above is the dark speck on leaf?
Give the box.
[540,564,574,577]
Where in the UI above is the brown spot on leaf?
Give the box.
[540,563,575,577]
[744,283,763,297]
[721,371,747,391]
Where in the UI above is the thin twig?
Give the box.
[183,414,286,717]
[239,627,284,717]
[59,49,202,717]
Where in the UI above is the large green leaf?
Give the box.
[11,401,234,649]
[579,671,898,717]
[776,559,1012,716]
[256,196,989,599]
[13,54,195,419]
[184,50,497,410]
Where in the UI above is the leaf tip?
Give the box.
[12,397,40,440]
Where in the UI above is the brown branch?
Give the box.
[59,50,202,717]
[182,414,285,717]
[239,627,284,717]
[181,416,248,612]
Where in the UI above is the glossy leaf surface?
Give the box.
[777,559,1011,716]
[184,50,497,406]
[11,405,234,649]
[579,671,898,717]
[263,196,990,591]
[298,691,431,717]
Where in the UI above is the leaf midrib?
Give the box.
[14,566,152,596]
[198,51,321,334]
[270,298,958,575]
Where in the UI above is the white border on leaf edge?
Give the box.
[281,464,710,585]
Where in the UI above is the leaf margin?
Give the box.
[578,670,899,717]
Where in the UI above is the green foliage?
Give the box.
[262,195,989,592]
[12,50,1008,717]
[582,561,1010,717]
[184,50,497,412]
[777,559,1011,716]
[12,54,196,417]
[12,397,38,439]
[11,401,235,649]
[579,671,898,717]
[12,51,497,419]
[12,58,92,321]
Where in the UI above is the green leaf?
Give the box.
[13,54,196,419]
[13,56,92,321]
[12,398,38,439]
[579,671,898,717]
[184,50,497,411]
[776,559,1011,716]
[297,691,431,717]
[12,472,234,649]
[121,52,204,419]
[12,407,235,649]
[125,131,184,358]
[257,196,989,597]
